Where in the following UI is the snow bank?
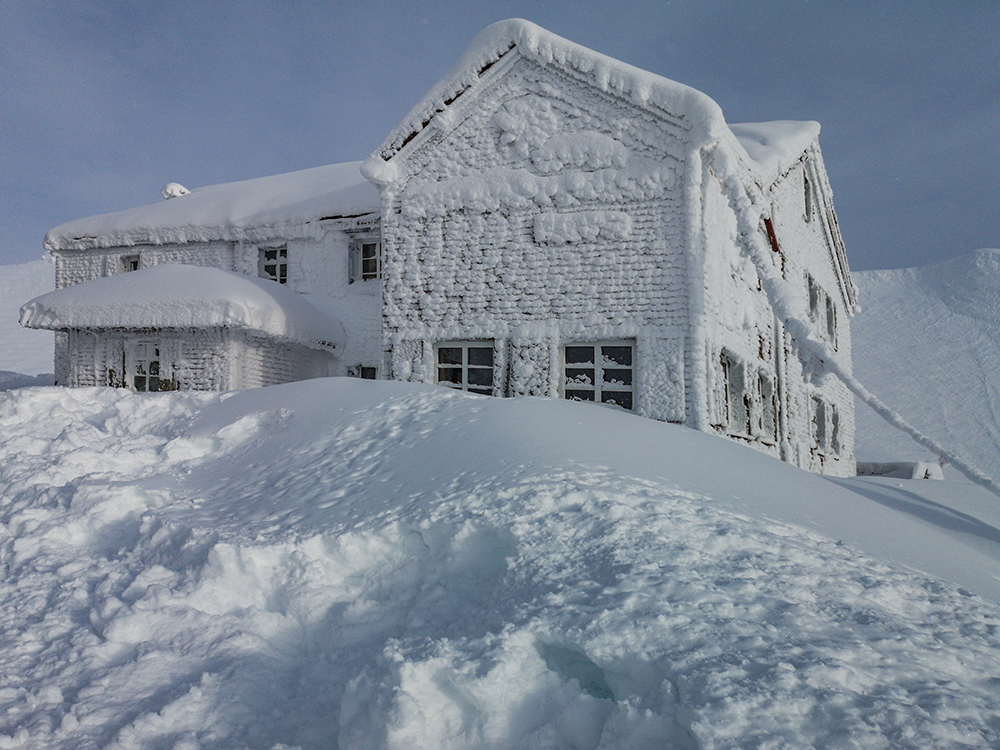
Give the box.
[19,265,344,350]
[0,257,54,377]
[3,378,1000,748]
[852,249,1000,483]
[45,161,378,251]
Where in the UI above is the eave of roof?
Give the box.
[46,161,379,252]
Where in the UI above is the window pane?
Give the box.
[566,389,595,402]
[362,243,378,259]
[467,368,493,387]
[602,391,633,410]
[438,347,462,365]
[602,346,632,367]
[565,346,594,365]
[264,249,278,262]
[149,376,161,392]
[149,361,159,376]
[278,247,287,259]
[602,368,632,387]
[468,347,493,367]
[438,367,463,385]
[566,368,594,386]
[134,376,146,392]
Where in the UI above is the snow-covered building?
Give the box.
[23,19,857,476]
[28,162,383,390]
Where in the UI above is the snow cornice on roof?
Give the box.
[362,18,731,187]
[20,265,345,351]
[46,162,379,253]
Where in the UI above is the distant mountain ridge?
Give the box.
[852,248,1000,483]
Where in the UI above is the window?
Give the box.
[350,365,378,380]
[121,255,140,272]
[720,351,750,435]
[812,396,841,455]
[436,341,494,395]
[804,173,812,221]
[758,372,777,442]
[259,246,288,284]
[129,342,174,392]
[350,240,382,282]
[806,274,836,346]
[563,341,634,410]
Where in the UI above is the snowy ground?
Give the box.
[4,253,1000,748]
[0,257,54,384]
[4,379,1000,749]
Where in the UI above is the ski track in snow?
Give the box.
[3,382,1000,749]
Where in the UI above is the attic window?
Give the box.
[563,341,635,410]
[121,255,140,273]
[259,246,288,284]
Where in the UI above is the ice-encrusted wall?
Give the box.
[697,150,856,476]
[51,223,383,381]
[767,152,856,476]
[61,328,335,391]
[380,56,692,422]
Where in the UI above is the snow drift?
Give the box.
[3,378,1000,749]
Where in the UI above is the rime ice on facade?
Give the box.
[22,19,856,476]
[30,162,383,390]
[362,19,856,476]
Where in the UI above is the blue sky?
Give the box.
[1,0,997,270]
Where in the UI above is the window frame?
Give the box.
[435,340,496,396]
[128,341,174,393]
[561,340,636,411]
[806,274,837,349]
[350,239,382,283]
[120,254,140,273]
[258,245,288,284]
[811,395,841,456]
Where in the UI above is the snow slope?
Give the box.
[3,378,1000,749]
[0,257,54,381]
[852,249,1000,483]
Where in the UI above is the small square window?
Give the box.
[259,246,288,284]
[436,341,494,396]
[121,255,140,272]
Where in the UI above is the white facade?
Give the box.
[23,20,857,476]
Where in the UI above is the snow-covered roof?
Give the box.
[46,161,379,252]
[363,18,815,188]
[729,121,821,187]
[20,265,344,351]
